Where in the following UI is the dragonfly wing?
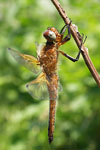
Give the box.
[8,48,41,74]
[26,72,49,100]
[58,82,63,93]
[35,42,45,58]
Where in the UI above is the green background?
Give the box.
[0,0,100,150]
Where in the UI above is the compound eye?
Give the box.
[48,31,56,40]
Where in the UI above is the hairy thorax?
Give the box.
[39,43,59,76]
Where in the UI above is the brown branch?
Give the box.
[51,0,100,88]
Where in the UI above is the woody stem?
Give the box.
[51,0,100,87]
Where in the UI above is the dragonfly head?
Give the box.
[43,27,60,42]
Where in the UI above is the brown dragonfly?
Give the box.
[8,22,82,143]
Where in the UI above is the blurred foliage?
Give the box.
[0,0,100,150]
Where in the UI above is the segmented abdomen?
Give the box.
[48,100,56,143]
[47,73,58,143]
[39,44,59,143]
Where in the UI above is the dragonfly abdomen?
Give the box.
[39,43,59,143]
[48,100,56,143]
[47,73,58,143]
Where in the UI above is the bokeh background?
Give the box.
[0,0,100,150]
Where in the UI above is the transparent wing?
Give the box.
[8,48,41,74]
[26,72,49,100]
[26,73,63,100]
[58,82,63,93]
[35,42,45,58]
[26,81,49,100]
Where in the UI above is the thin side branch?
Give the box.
[51,0,100,87]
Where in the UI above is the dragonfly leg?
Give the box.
[60,19,72,35]
[59,33,87,62]
[60,21,72,45]
[78,33,87,50]
[59,49,81,62]
[60,24,69,35]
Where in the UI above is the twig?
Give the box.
[51,0,100,87]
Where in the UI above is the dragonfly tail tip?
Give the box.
[49,136,53,144]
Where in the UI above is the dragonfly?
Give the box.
[8,22,83,143]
